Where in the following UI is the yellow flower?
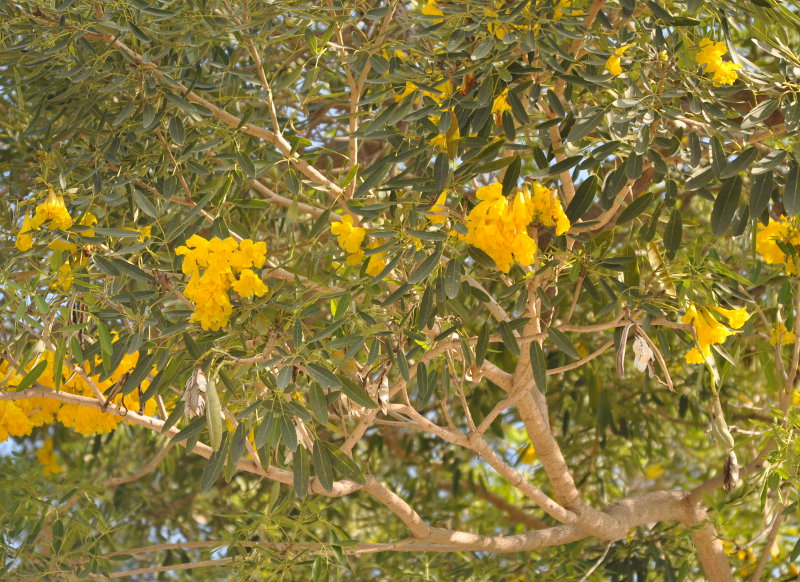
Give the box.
[605,45,630,76]
[34,189,73,231]
[429,133,448,152]
[15,214,39,251]
[231,268,269,298]
[756,217,800,275]
[492,88,512,118]
[421,0,444,19]
[685,347,705,364]
[710,306,749,330]
[682,303,735,363]
[394,81,417,102]
[0,401,34,442]
[644,463,664,479]
[365,243,388,277]
[331,215,366,255]
[529,182,570,235]
[695,38,740,85]
[36,438,62,476]
[427,191,449,225]
[769,323,795,346]
[519,444,536,464]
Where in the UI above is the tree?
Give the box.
[1,0,800,579]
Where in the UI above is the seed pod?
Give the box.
[182,366,207,418]
[632,335,654,373]
[723,450,739,492]
[378,376,390,414]
[205,377,223,451]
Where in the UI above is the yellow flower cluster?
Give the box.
[421,0,443,19]
[486,0,572,39]
[330,215,387,276]
[695,38,740,85]
[605,45,631,76]
[176,235,269,331]
[682,303,749,364]
[15,189,74,252]
[462,181,569,273]
[755,217,800,275]
[0,348,157,441]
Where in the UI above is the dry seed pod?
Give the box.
[632,335,654,373]
[182,366,207,418]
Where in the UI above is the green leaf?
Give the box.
[307,363,342,389]
[293,446,310,499]
[664,209,682,255]
[498,321,520,357]
[279,415,298,451]
[326,444,365,484]
[132,190,158,218]
[685,166,714,191]
[529,342,547,393]
[16,359,48,391]
[416,362,432,406]
[547,327,580,360]
[502,155,521,197]
[711,175,742,235]
[200,432,229,491]
[109,258,152,282]
[122,352,154,395]
[546,155,582,176]
[784,160,800,217]
[169,116,185,145]
[97,320,113,364]
[476,321,490,367]
[312,442,334,492]
[230,422,247,467]
[711,137,726,178]
[169,416,206,445]
[407,247,442,284]
[566,108,604,143]
[741,98,779,130]
[444,259,461,299]
[566,175,598,222]
[617,193,654,224]
[309,384,329,424]
[749,171,773,218]
[340,377,377,409]
[720,147,758,179]
[433,152,449,193]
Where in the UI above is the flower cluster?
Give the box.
[770,323,796,346]
[36,438,62,476]
[330,215,387,276]
[176,235,269,331]
[682,303,749,364]
[755,217,800,275]
[15,189,74,252]
[695,38,740,85]
[485,0,572,39]
[605,45,631,76]
[462,181,569,273]
[0,348,157,441]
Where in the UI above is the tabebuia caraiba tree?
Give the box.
[1,0,800,579]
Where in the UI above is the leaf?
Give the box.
[109,258,152,282]
[407,247,442,284]
[326,444,365,484]
[433,152,449,193]
[711,176,742,236]
[132,190,158,218]
[546,155,582,176]
[279,415,298,452]
[498,322,520,357]
[741,98,779,130]
[312,442,334,492]
[664,209,683,255]
[306,363,342,389]
[200,432,229,491]
[340,377,378,409]
[169,416,207,445]
[444,259,461,299]
[122,352,154,395]
[720,147,758,179]
[475,321,489,367]
[566,175,598,222]
[16,360,48,391]
[547,328,580,360]
[749,171,773,218]
[566,108,604,143]
[169,116,185,145]
[293,446,310,499]
[784,160,800,218]
[230,422,247,467]
[710,137,727,178]
[685,166,714,191]
[309,384,329,424]
[502,155,521,197]
[416,362,432,406]
[529,342,547,393]
[617,193,654,224]
[97,320,113,363]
